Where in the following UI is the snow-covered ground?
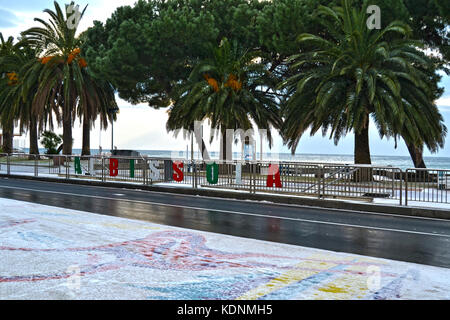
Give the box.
[0,198,449,300]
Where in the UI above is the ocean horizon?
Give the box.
[23,148,450,170]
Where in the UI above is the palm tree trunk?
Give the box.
[62,111,72,155]
[2,121,14,154]
[220,129,230,162]
[28,116,39,160]
[82,115,91,156]
[219,129,232,177]
[29,117,40,159]
[354,118,372,182]
[406,142,426,168]
[354,119,372,165]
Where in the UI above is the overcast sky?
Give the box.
[1,0,450,157]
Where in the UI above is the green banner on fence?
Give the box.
[74,157,82,175]
[206,162,219,185]
[130,159,135,178]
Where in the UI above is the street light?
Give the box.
[108,106,120,152]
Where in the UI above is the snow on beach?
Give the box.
[0,197,449,300]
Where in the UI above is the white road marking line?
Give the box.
[0,184,449,238]
[2,177,448,222]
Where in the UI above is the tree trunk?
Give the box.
[219,129,231,176]
[406,142,426,168]
[29,117,40,159]
[2,121,14,154]
[82,115,91,156]
[354,120,372,165]
[220,129,231,162]
[354,118,372,182]
[62,112,72,155]
[406,142,427,182]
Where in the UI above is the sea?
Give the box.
[24,148,450,170]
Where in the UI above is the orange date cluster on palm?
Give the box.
[40,48,87,68]
[6,72,19,86]
[204,74,219,92]
[78,58,87,68]
[39,55,61,64]
[224,74,242,91]
[203,73,242,92]
[67,48,81,64]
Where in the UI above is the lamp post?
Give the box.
[108,107,120,152]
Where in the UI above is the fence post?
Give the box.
[405,169,408,206]
[34,155,38,177]
[391,169,395,203]
[102,156,105,182]
[143,159,148,185]
[65,155,69,179]
[318,166,322,199]
[192,160,196,189]
[252,163,257,194]
[195,161,199,189]
[7,154,10,175]
[249,162,253,194]
[399,169,403,206]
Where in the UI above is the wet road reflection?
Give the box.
[0,178,449,268]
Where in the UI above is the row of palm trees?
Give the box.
[167,1,446,167]
[0,0,446,168]
[0,2,117,156]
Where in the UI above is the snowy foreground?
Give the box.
[0,198,449,300]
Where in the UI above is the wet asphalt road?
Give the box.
[0,177,449,268]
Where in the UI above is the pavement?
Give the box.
[0,177,449,269]
[1,197,450,300]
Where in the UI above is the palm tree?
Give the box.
[23,1,116,155]
[281,0,446,167]
[0,38,48,158]
[0,33,16,154]
[385,50,446,169]
[76,76,117,156]
[167,38,282,161]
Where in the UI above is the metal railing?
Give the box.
[0,153,449,208]
[405,168,450,206]
[321,165,403,204]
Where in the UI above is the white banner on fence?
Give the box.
[89,158,95,176]
[150,160,161,180]
[236,163,242,185]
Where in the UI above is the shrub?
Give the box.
[40,131,63,155]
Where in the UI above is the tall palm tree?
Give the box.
[384,49,446,168]
[76,76,117,156]
[0,33,16,153]
[0,38,48,157]
[23,1,116,155]
[167,38,282,161]
[281,0,446,166]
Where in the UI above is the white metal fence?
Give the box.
[0,153,449,207]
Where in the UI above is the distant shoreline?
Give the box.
[19,148,450,170]
[22,148,450,159]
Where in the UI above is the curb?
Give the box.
[1,174,449,220]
